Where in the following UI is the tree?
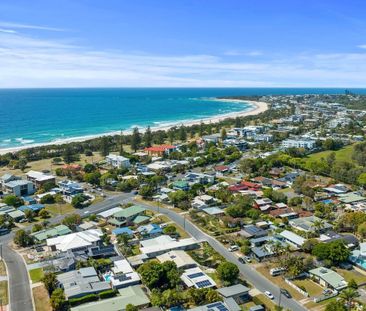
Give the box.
[358,222,366,239]
[99,136,110,157]
[139,185,154,199]
[13,229,34,247]
[42,181,56,192]
[131,127,141,152]
[84,163,96,173]
[217,261,239,285]
[312,240,350,265]
[40,194,55,204]
[358,173,366,188]
[339,287,360,311]
[163,225,177,236]
[50,288,66,311]
[62,213,82,230]
[144,126,153,148]
[348,278,358,290]
[84,172,101,185]
[221,128,227,140]
[137,261,181,290]
[71,194,88,208]
[179,125,187,142]
[62,145,77,164]
[24,209,34,222]
[3,195,23,207]
[325,300,347,311]
[42,272,58,294]
[125,304,138,311]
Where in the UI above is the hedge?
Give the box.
[69,294,98,306]
[99,289,117,299]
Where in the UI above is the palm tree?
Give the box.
[339,288,360,311]
[312,219,325,235]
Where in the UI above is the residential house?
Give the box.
[26,170,55,188]
[181,266,216,289]
[281,138,316,149]
[105,154,131,169]
[57,267,110,299]
[309,267,347,291]
[217,284,251,304]
[137,224,163,238]
[157,250,197,269]
[289,216,332,233]
[0,174,21,189]
[108,205,149,227]
[70,285,150,311]
[3,179,35,196]
[31,225,72,242]
[172,180,190,191]
[140,235,199,258]
[185,172,215,185]
[108,259,141,289]
[189,301,241,311]
[145,145,177,157]
[254,198,272,212]
[239,225,268,239]
[8,209,25,222]
[279,230,306,249]
[47,229,103,252]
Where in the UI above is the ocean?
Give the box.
[0,87,365,150]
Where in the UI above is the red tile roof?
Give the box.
[145,145,176,152]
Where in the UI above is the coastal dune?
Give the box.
[0,99,268,155]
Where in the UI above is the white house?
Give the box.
[47,229,103,252]
[3,180,35,196]
[181,267,216,289]
[108,259,140,289]
[105,154,131,169]
[281,139,316,150]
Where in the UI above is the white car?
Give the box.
[264,291,274,300]
[227,245,239,252]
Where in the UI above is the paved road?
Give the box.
[0,192,133,311]
[136,201,308,311]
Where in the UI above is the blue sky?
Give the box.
[1,0,366,87]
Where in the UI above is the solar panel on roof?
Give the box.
[187,272,204,279]
[207,302,228,311]
[196,280,212,288]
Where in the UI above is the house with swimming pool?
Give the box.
[350,242,366,269]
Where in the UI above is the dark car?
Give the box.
[0,228,10,236]
[280,288,292,299]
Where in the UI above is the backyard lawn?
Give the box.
[45,203,76,216]
[29,268,44,283]
[335,268,366,285]
[292,278,323,297]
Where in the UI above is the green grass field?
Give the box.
[29,268,44,283]
[306,144,357,164]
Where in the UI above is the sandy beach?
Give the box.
[0,99,268,155]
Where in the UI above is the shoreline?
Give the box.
[0,99,268,155]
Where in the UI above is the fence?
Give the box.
[284,278,309,297]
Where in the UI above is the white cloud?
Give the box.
[1,30,366,87]
[0,28,17,34]
[0,21,65,32]
[357,44,366,49]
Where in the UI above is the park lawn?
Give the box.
[306,144,357,164]
[0,281,8,305]
[335,268,366,285]
[292,278,323,297]
[256,266,304,300]
[0,261,7,276]
[33,285,52,311]
[29,268,44,283]
[45,203,75,216]
[0,152,104,177]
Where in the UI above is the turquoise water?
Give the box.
[0,87,365,149]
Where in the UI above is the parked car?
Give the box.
[264,291,274,300]
[228,245,239,252]
[238,256,251,264]
[280,288,291,298]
